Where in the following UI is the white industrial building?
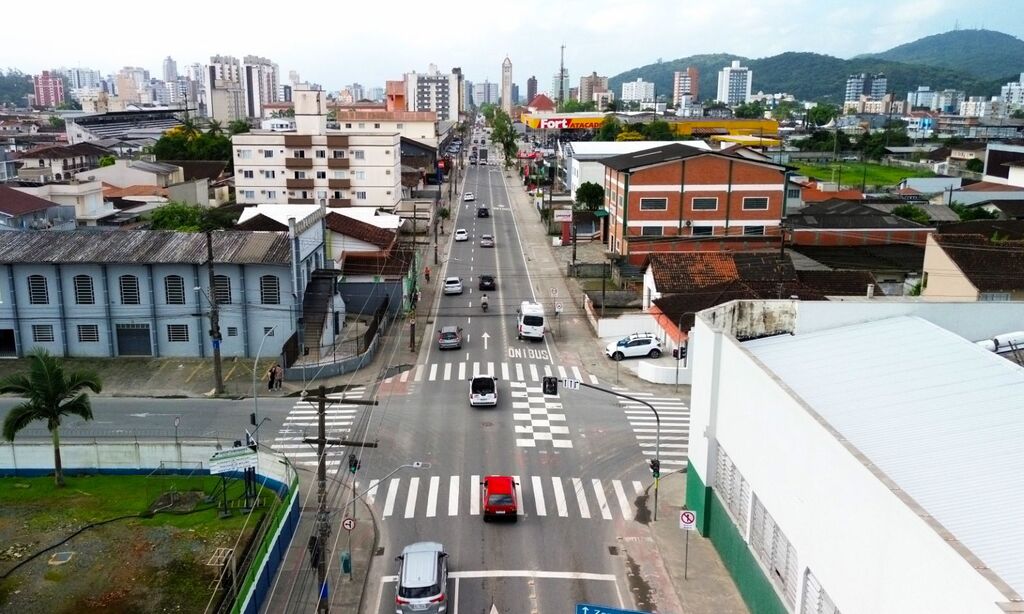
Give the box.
[687,299,1024,614]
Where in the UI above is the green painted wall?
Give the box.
[687,460,788,614]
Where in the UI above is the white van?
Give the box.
[517,301,546,340]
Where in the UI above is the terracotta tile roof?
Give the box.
[340,246,414,277]
[0,185,58,216]
[527,94,556,111]
[17,142,110,159]
[932,234,1024,292]
[334,110,436,122]
[801,186,864,203]
[958,181,1024,192]
[602,143,785,173]
[795,270,884,296]
[645,251,794,294]
[102,184,168,198]
[325,211,396,250]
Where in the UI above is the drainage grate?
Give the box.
[608,546,619,556]
[375,547,385,556]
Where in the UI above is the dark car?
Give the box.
[478,275,496,291]
[477,207,489,218]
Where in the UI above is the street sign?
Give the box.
[679,509,697,530]
[562,378,580,390]
[553,209,573,222]
[342,517,356,532]
[575,604,651,614]
[209,446,258,475]
[550,287,558,297]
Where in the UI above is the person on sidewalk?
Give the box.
[273,364,284,390]
[424,265,431,282]
[266,365,276,390]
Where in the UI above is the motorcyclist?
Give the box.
[481,294,489,311]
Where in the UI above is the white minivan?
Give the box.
[517,301,546,340]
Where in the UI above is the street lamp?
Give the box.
[252,325,277,446]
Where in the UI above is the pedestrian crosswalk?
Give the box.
[270,386,366,468]
[511,381,572,449]
[382,361,599,385]
[615,390,690,468]
[358,473,650,522]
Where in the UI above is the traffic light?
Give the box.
[649,458,661,479]
[673,343,688,360]
[348,453,360,474]
[542,376,558,395]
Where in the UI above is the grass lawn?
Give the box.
[794,162,935,187]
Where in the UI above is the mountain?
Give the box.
[607,29,1020,104]
[860,29,1024,81]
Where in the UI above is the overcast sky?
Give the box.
[6,0,1022,92]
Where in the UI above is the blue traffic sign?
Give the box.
[576,604,651,614]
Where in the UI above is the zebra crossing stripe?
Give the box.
[448,476,460,516]
[532,476,546,516]
[592,479,612,520]
[557,365,567,379]
[487,361,494,376]
[404,477,420,519]
[429,364,438,381]
[443,363,452,381]
[458,362,466,380]
[571,478,590,519]
[633,481,644,497]
[551,476,568,517]
[501,362,510,380]
[516,364,525,381]
[613,480,631,520]
[470,474,480,515]
[571,366,583,380]
[513,475,524,516]
[589,374,599,385]
[367,479,380,505]
[400,370,410,383]
[426,476,439,518]
[529,364,539,381]
[543,364,553,377]
[415,365,425,381]
[383,479,399,517]
[472,362,480,377]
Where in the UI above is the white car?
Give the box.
[463,192,475,202]
[443,277,463,295]
[454,229,469,242]
[469,376,498,407]
[606,332,663,360]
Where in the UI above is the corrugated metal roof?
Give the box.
[744,315,1024,597]
[0,229,291,264]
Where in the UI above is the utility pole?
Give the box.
[558,44,566,107]
[206,231,225,395]
[303,385,334,614]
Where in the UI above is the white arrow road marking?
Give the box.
[481,332,490,350]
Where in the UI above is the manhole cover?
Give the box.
[480,421,494,428]
[48,552,74,566]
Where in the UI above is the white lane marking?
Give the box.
[380,570,618,582]
[633,481,645,497]
[404,476,420,519]
[543,365,553,377]
[426,476,439,518]
[592,479,612,520]
[531,475,547,516]
[400,370,410,383]
[367,479,380,506]
[429,363,438,381]
[470,474,480,515]
[487,361,494,376]
[552,477,568,517]
[643,450,688,457]
[414,364,424,382]
[458,362,466,381]
[501,362,510,380]
[571,366,583,381]
[529,364,539,381]
[612,480,632,520]
[444,363,452,381]
[557,365,567,379]
[639,443,688,449]
[632,428,688,434]
[515,363,525,381]
[383,478,400,517]
[572,478,591,519]
[589,374,599,385]
[449,476,460,516]
[472,361,480,377]
[513,475,524,516]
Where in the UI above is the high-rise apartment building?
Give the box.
[551,69,570,104]
[206,55,245,122]
[526,76,537,103]
[621,78,655,103]
[716,60,752,105]
[845,73,887,102]
[511,83,519,106]
[501,57,513,113]
[403,64,461,122]
[1000,73,1024,110]
[242,55,280,119]
[367,86,385,102]
[163,56,178,83]
[579,72,609,106]
[115,66,150,104]
[32,71,65,107]
[57,67,102,91]
[672,67,699,106]
[473,81,499,107]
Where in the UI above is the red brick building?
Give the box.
[32,71,65,108]
[601,143,788,264]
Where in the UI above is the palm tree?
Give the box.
[178,116,200,141]
[1,350,102,487]
[206,119,223,136]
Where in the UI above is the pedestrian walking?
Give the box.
[273,364,284,390]
[266,365,276,391]
[424,265,431,282]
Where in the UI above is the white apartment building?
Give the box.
[243,55,280,119]
[473,81,498,106]
[551,69,570,104]
[672,69,696,107]
[335,111,440,147]
[206,55,244,122]
[717,60,752,105]
[621,78,655,103]
[960,96,1004,118]
[404,64,461,122]
[233,87,401,210]
[1000,73,1024,110]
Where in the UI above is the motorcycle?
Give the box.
[481,297,489,312]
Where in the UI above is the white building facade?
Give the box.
[717,60,752,105]
[404,64,461,122]
[620,78,654,103]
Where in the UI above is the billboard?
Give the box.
[522,114,606,130]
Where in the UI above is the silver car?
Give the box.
[395,541,448,614]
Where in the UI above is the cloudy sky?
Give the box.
[6,0,1022,92]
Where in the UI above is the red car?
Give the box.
[481,475,518,522]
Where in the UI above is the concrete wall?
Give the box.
[921,234,978,300]
[167,179,210,207]
[637,359,691,385]
[594,311,662,341]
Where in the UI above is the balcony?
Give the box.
[288,198,315,204]
[284,135,312,148]
[326,135,349,148]
[285,157,313,169]
[327,158,350,169]
[327,178,351,189]
[286,178,315,189]
[328,198,352,207]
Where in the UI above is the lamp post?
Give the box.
[252,325,277,447]
[194,285,224,395]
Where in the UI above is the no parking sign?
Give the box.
[679,509,697,530]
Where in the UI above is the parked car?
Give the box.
[443,277,463,295]
[480,234,494,248]
[464,192,475,202]
[469,375,498,407]
[481,475,518,522]
[477,207,489,218]
[605,332,662,360]
[454,229,469,242]
[478,274,496,291]
[395,542,449,614]
[437,326,463,350]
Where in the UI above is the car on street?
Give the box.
[477,206,489,218]
[395,541,449,614]
[454,229,469,242]
[442,277,463,295]
[606,332,662,360]
[478,274,496,291]
[469,375,498,407]
[481,475,518,521]
[437,325,463,350]
[463,192,475,202]
[480,234,494,248]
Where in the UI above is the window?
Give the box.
[167,324,189,342]
[691,225,714,237]
[28,275,48,304]
[333,170,347,179]
[293,149,306,158]
[355,191,367,200]
[692,197,718,211]
[640,226,663,236]
[743,196,770,210]
[352,150,365,160]
[316,171,326,179]
[743,225,765,236]
[237,149,253,159]
[315,149,326,158]
[980,292,1011,301]
[353,170,366,180]
[164,275,185,305]
[263,327,275,337]
[639,198,668,211]
[801,569,842,614]
[294,171,306,179]
[227,326,238,337]
[357,123,365,129]
[344,123,352,129]
[213,275,231,304]
[332,150,346,159]
[374,123,381,129]
[262,150,273,158]
[396,123,403,129]
[119,275,140,305]
[786,188,800,199]
[385,169,392,175]
[242,170,254,179]
[265,170,276,179]
[73,275,95,305]
[715,446,751,528]
[750,495,799,607]
[267,191,276,199]
[333,191,342,199]
[77,324,100,343]
[242,190,255,200]
[32,324,54,343]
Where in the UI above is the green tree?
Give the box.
[48,115,65,129]
[891,204,931,225]
[734,101,767,119]
[603,100,622,112]
[575,182,605,211]
[965,158,984,173]
[98,155,116,167]
[795,129,852,152]
[949,202,998,221]
[1011,109,1024,120]
[558,99,596,112]
[479,103,496,125]
[149,202,237,232]
[57,99,82,111]
[616,129,645,141]
[806,103,839,127]
[489,108,518,169]
[0,69,33,106]
[206,119,223,136]
[772,100,802,121]
[644,119,675,140]
[1,350,102,487]
[228,119,250,135]
[595,115,621,141]
[857,127,910,160]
